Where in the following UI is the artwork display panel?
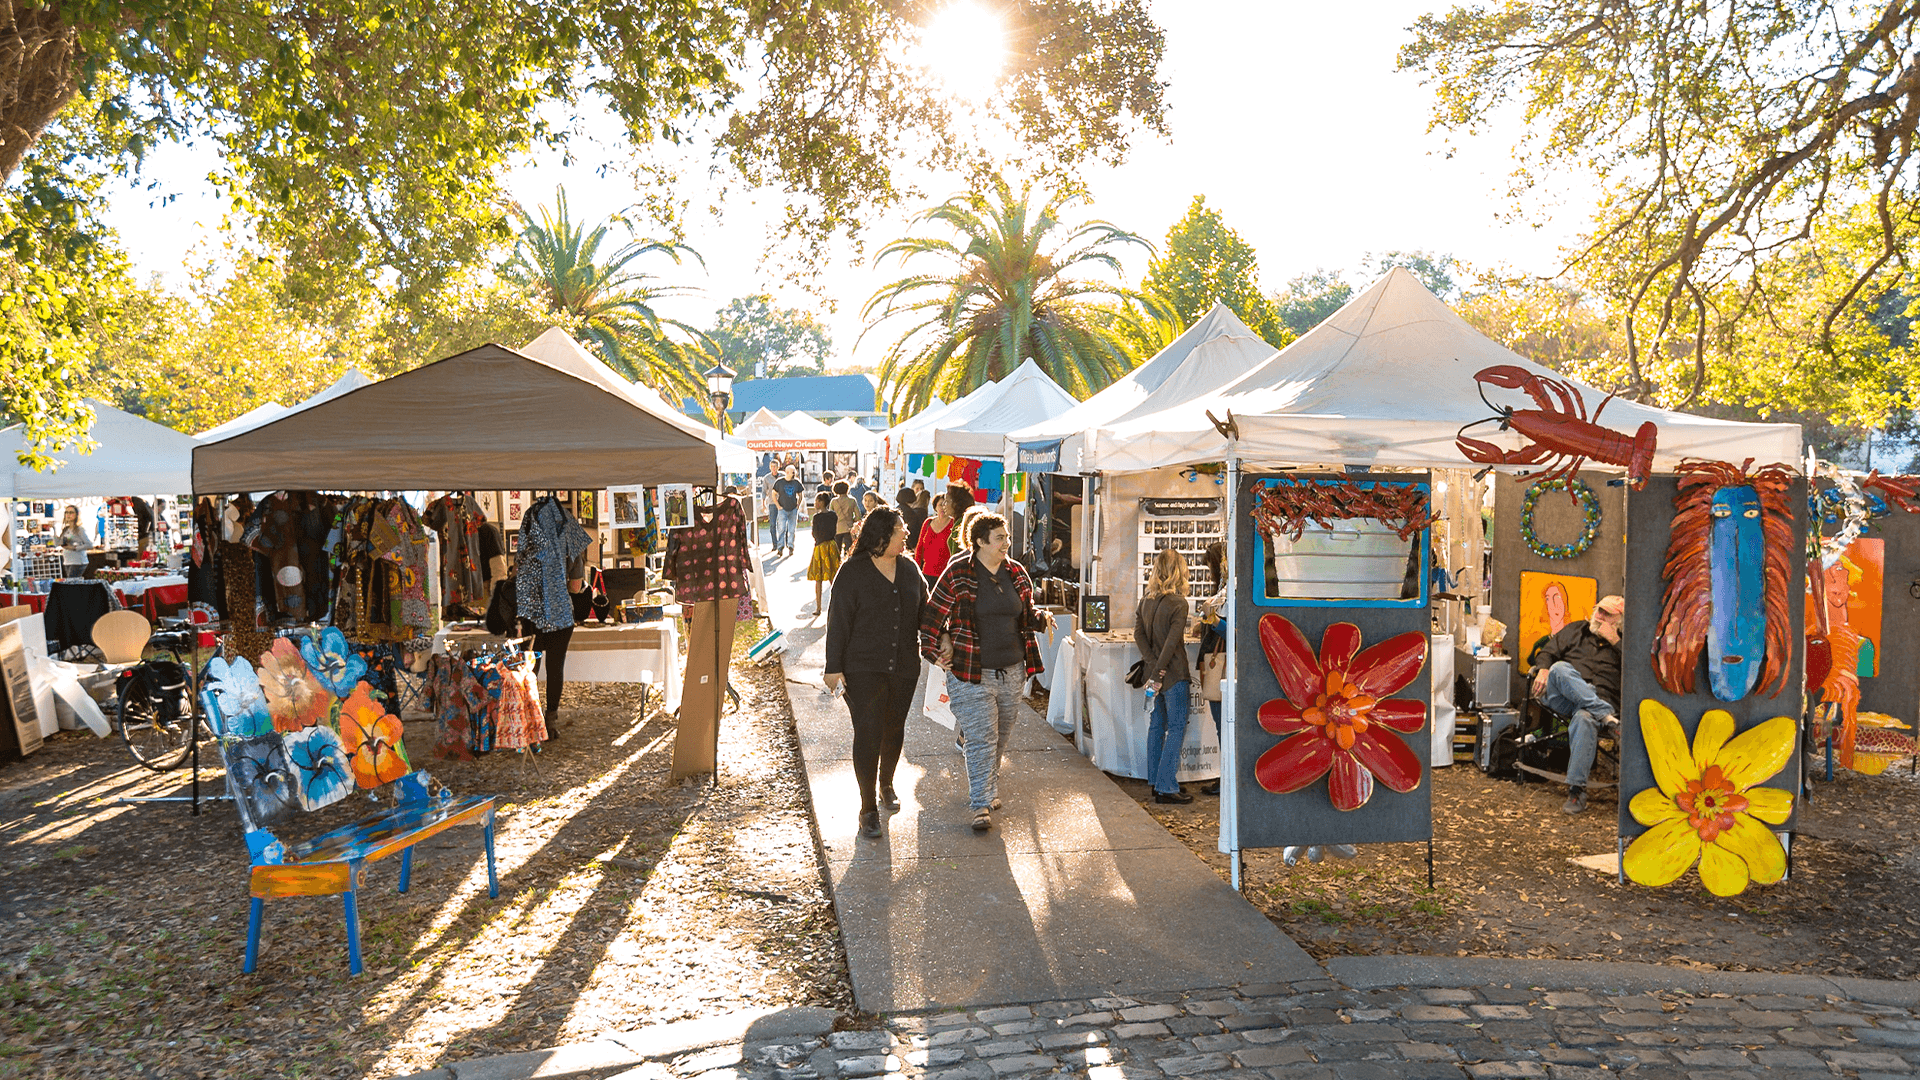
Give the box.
[1232,472,1433,849]
[609,487,644,529]
[659,484,693,529]
[1517,571,1597,665]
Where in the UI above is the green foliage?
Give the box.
[502,187,714,411]
[1135,196,1289,352]
[1399,2,1920,401]
[863,174,1162,415]
[706,295,832,379]
[1364,250,1457,299]
[1272,269,1352,338]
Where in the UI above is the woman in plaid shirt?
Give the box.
[919,511,1054,832]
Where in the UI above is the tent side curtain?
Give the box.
[192,344,720,492]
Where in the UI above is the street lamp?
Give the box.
[705,362,737,433]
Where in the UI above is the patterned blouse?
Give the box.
[662,496,751,603]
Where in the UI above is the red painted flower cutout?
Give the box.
[1254,615,1428,811]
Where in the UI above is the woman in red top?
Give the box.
[914,494,955,581]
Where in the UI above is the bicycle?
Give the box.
[115,626,213,771]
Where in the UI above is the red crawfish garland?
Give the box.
[1455,365,1658,493]
[1862,471,1920,514]
[1652,459,1796,700]
[1251,479,1435,543]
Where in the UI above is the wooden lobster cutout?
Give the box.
[1456,365,1658,491]
[1652,459,1796,701]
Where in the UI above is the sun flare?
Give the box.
[918,2,1006,102]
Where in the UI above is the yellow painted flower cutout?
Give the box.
[1622,701,1796,898]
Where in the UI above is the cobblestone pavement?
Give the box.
[630,979,1920,1080]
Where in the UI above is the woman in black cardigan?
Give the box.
[824,507,928,840]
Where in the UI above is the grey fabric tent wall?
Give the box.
[192,344,720,492]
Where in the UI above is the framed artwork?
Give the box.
[532,489,551,500]
[508,531,520,553]
[1518,571,1596,665]
[1805,536,1883,678]
[503,490,528,529]
[1081,594,1111,633]
[610,486,644,529]
[476,491,500,521]
[616,557,635,569]
[660,484,693,529]
[577,491,596,524]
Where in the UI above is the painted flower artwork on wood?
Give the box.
[259,638,333,733]
[1254,614,1428,811]
[204,656,272,738]
[282,724,354,811]
[1622,700,1795,897]
[299,627,369,698]
[338,683,412,788]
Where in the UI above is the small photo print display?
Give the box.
[610,486,644,529]
[660,484,693,529]
[503,490,529,529]
[1082,594,1111,633]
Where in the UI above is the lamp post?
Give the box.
[705,362,737,434]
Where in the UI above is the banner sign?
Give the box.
[1016,438,1065,473]
[1142,497,1223,517]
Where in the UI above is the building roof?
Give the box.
[730,373,881,417]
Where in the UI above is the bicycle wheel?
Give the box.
[118,680,194,771]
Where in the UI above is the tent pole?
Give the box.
[1225,456,1241,892]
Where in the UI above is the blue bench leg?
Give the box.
[483,820,499,899]
[243,897,264,973]
[398,848,413,894]
[342,890,363,976]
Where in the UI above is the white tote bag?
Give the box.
[922,659,956,730]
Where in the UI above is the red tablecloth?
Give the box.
[0,592,48,614]
[0,584,186,620]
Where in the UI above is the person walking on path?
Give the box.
[830,482,860,556]
[769,465,806,557]
[944,482,976,552]
[58,505,91,576]
[1136,547,1194,804]
[807,491,841,615]
[914,494,955,582]
[897,486,927,549]
[920,512,1052,832]
[824,507,927,840]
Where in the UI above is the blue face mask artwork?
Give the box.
[1652,460,1796,701]
[1706,485,1767,701]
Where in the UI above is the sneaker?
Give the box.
[990,797,1002,811]
[971,808,992,832]
[1200,781,1220,795]
[859,809,882,838]
[881,785,901,812]
[1153,790,1194,804]
[1562,788,1588,814]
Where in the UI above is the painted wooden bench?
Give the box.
[240,772,499,975]
[199,628,502,976]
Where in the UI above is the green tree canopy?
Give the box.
[1272,269,1352,338]
[863,174,1160,415]
[707,295,832,379]
[1400,2,1920,405]
[503,188,714,410]
[1136,195,1289,351]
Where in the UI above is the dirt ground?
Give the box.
[1132,743,1920,981]
[0,629,853,1080]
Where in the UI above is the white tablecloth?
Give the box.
[109,574,186,596]
[1033,611,1078,691]
[1430,632,1456,767]
[1069,631,1219,782]
[436,620,682,714]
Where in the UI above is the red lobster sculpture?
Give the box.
[1455,365,1658,490]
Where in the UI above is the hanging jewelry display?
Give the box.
[1519,478,1601,559]
[1651,458,1796,701]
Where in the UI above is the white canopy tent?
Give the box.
[826,417,879,453]
[903,359,1080,458]
[1006,303,1279,472]
[196,401,289,441]
[3,400,199,497]
[1089,269,1803,473]
[780,411,839,445]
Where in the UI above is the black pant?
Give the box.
[531,625,574,721]
[844,669,919,813]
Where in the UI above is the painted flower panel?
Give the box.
[1621,701,1795,897]
[299,627,368,698]
[221,734,298,829]
[258,639,333,733]
[282,724,353,811]
[203,657,272,738]
[1253,615,1428,811]
[338,681,412,788]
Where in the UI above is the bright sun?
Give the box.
[918,2,1007,102]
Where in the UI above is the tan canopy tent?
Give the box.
[191,343,721,492]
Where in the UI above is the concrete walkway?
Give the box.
[761,541,1320,1014]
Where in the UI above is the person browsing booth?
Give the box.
[1527,593,1624,815]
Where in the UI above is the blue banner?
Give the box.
[1015,438,1064,473]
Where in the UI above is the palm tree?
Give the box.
[504,187,715,411]
[862,175,1163,416]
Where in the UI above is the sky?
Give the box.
[99,1,1595,372]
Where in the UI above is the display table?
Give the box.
[111,575,188,619]
[1032,609,1077,691]
[1430,633,1456,767]
[1061,629,1218,783]
[435,619,682,715]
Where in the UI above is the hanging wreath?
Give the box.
[1519,478,1601,559]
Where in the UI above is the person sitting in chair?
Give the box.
[1526,594,1623,815]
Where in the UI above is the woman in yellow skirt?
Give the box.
[807,490,841,614]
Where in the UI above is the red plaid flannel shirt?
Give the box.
[918,551,1046,683]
